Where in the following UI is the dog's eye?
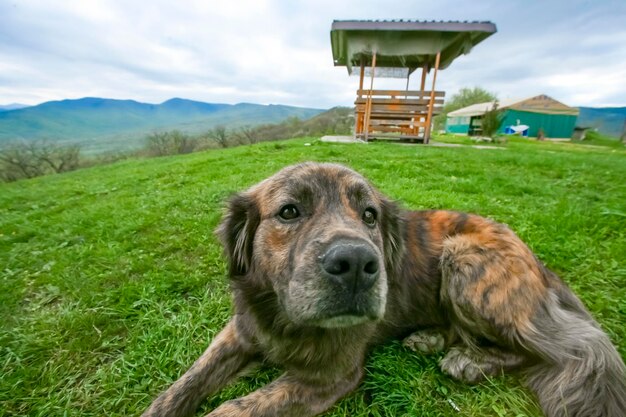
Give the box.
[278,204,300,221]
[362,208,377,226]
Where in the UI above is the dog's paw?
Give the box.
[402,329,446,354]
[439,347,493,384]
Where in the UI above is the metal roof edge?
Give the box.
[331,19,497,33]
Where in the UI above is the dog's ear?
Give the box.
[216,192,260,276]
[379,197,405,273]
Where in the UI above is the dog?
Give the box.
[142,162,626,417]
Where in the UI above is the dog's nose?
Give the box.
[321,240,380,292]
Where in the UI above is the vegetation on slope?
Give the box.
[0,107,353,182]
[0,97,324,151]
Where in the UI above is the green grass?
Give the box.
[579,130,625,148]
[1,137,625,416]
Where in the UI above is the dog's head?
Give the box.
[217,162,404,329]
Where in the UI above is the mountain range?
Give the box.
[0,103,29,112]
[0,98,622,153]
[0,97,324,153]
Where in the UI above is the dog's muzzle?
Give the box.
[320,238,380,294]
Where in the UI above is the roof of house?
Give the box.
[330,19,497,76]
[447,95,580,117]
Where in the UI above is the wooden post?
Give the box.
[405,70,410,99]
[417,64,429,138]
[420,64,428,92]
[356,58,365,136]
[424,52,440,144]
[364,51,377,142]
[358,58,365,93]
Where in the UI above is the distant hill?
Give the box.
[0,97,324,152]
[577,107,626,138]
[0,103,30,112]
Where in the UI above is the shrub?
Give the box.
[481,102,505,138]
[207,126,230,148]
[144,130,197,156]
[0,141,81,182]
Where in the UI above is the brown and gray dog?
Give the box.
[143,162,626,417]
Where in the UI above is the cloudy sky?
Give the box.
[1,0,624,108]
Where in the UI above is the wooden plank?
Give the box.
[368,134,425,140]
[355,103,444,113]
[365,112,431,119]
[369,120,428,127]
[355,108,437,116]
[356,111,444,120]
[355,97,445,105]
[355,131,426,140]
[356,89,445,97]
[369,125,408,133]
[355,103,436,113]
[367,125,423,133]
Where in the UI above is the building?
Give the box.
[445,95,579,139]
[330,20,497,143]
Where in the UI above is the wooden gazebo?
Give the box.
[330,20,497,143]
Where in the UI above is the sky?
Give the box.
[1,0,625,109]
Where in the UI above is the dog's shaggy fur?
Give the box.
[143,162,626,417]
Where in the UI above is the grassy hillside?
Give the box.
[0,98,324,153]
[1,138,625,416]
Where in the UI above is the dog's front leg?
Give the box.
[206,366,363,417]
[142,318,257,417]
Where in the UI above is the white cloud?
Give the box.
[0,0,624,108]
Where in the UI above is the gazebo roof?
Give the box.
[330,20,497,76]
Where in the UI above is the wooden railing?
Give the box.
[354,89,445,141]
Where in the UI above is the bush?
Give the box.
[207,126,230,148]
[144,130,197,156]
[0,141,81,182]
[481,102,505,138]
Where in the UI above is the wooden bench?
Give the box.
[354,89,445,140]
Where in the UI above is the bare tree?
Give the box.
[169,130,196,154]
[37,142,81,172]
[145,131,196,156]
[0,144,44,180]
[145,132,172,156]
[0,141,82,182]
[208,125,230,148]
[235,125,258,144]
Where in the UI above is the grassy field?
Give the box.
[1,137,625,416]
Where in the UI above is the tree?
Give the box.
[235,126,258,144]
[435,87,497,131]
[481,102,505,138]
[145,131,172,156]
[144,130,196,156]
[0,141,82,182]
[208,125,230,148]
